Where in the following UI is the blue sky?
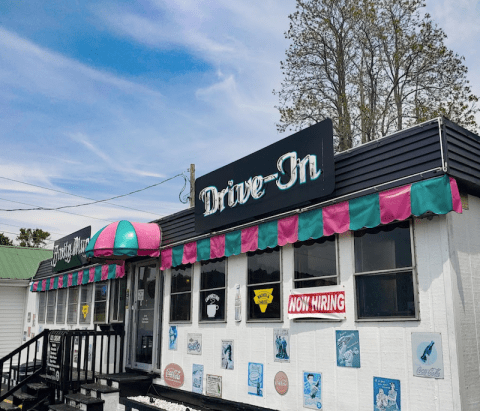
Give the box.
[0,0,479,248]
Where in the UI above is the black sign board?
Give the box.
[52,226,91,273]
[195,119,335,232]
[46,332,64,381]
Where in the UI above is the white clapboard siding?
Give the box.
[0,286,26,358]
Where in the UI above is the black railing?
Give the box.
[43,328,125,393]
[0,329,49,402]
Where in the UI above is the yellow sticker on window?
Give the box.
[254,289,273,313]
[82,304,89,319]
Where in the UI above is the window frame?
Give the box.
[46,290,57,324]
[246,246,283,323]
[353,220,419,322]
[199,258,227,323]
[169,264,193,324]
[67,287,79,325]
[293,235,339,289]
[109,277,127,323]
[93,282,109,324]
[78,284,93,324]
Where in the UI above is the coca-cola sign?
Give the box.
[274,371,289,395]
[195,119,334,233]
[164,363,184,388]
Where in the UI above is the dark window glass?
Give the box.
[354,221,416,319]
[171,266,192,293]
[170,293,191,322]
[294,236,336,288]
[110,278,127,323]
[170,265,192,322]
[79,284,92,324]
[200,259,226,322]
[56,288,67,324]
[248,248,280,285]
[355,220,411,272]
[247,247,281,321]
[356,272,415,318]
[46,291,56,324]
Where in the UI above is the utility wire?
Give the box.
[0,222,66,237]
[0,198,114,223]
[0,173,187,214]
[0,173,187,213]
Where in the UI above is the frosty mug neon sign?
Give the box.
[199,152,322,217]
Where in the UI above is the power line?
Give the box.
[0,198,114,223]
[0,222,67,237]
[0,173,187,213]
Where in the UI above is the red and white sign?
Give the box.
[288,285,346,320]
[164,363,184,388]
[274,371,289,395]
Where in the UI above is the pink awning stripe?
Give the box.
[210,235,226,259]
[449,177,462,213]
[241,226,258,253]
[115,264,125,278]
[93,221,119,257]
[161,248,173,270]
[77,270,83,286]
[380,185,412,224]
[278,215,299,246]
[101,265,109,281]
[67,273,72,287]
[32,282,38,291]
[89,267,95,283]
[323,202,350,236]
[183,242,197,264]
[132,222,161,257]
[50,277,55,290]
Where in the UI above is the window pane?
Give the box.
[170,293,191,322]
[294,236,336,281]
[95,283,108,302]
[56,289,67,324]
[67,288,78,324]
[247,283,281,320]
[94,301,107,323]
[171,265,192,293]
[110,278,127,322]
[79,285,92,324]
[295,277,337,289]
[248,247,280,285]
[201,259,225,290]
[200,289,226,321]
[354,221,412,272]
[46,291,56,324]
[356,271,415,318]
[38,292,46,324]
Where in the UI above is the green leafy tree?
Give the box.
[0,233,13,246]
[17,228,51,248]
[275,0,478,150]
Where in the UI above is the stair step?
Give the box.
[26,382,51,397]
[0,402,21,411]
[81,383,120,395]
[64,393,104,411]
[13,391,37,407]
[49,404,78,411]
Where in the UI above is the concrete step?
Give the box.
[0,401,21,411]
[49,404,78,411]
[64,393,104,411]
[12,391,37,409]
[95,373,152,398]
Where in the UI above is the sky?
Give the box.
[0,0,479,249]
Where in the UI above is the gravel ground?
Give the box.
[128,395,201,411]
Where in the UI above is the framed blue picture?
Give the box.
[336,330,360,368]
[373,377,400,411]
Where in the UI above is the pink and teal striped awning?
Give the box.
[30,263,125,292]
[161,175,462,270]
[85,221,161,259]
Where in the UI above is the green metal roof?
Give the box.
[0,246,51,280]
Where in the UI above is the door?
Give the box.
[131,263,158,370]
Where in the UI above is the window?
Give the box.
[56,288,67,324]
[110,277,127,323]
[247,247,281,321]
[46,291,56,324]
[67,287,79,324]
[38,292,47,324]
[200,258,226,322]
[94,282,108,323]
[354,220,416,320]
[294,236,337,288]
[79,284,93,324]
[170,265,192,322]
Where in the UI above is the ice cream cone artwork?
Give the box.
[254,289,274,313]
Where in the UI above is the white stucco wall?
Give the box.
[447,194,480,411]
[154,215,462,411]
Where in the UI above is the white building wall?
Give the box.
[156,215,462,411]
[447,194,480,411]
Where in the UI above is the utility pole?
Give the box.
[189,164,195,208]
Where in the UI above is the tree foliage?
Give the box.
[16,228,51,248]
[274,0,478,151]
[0,233,13,246]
